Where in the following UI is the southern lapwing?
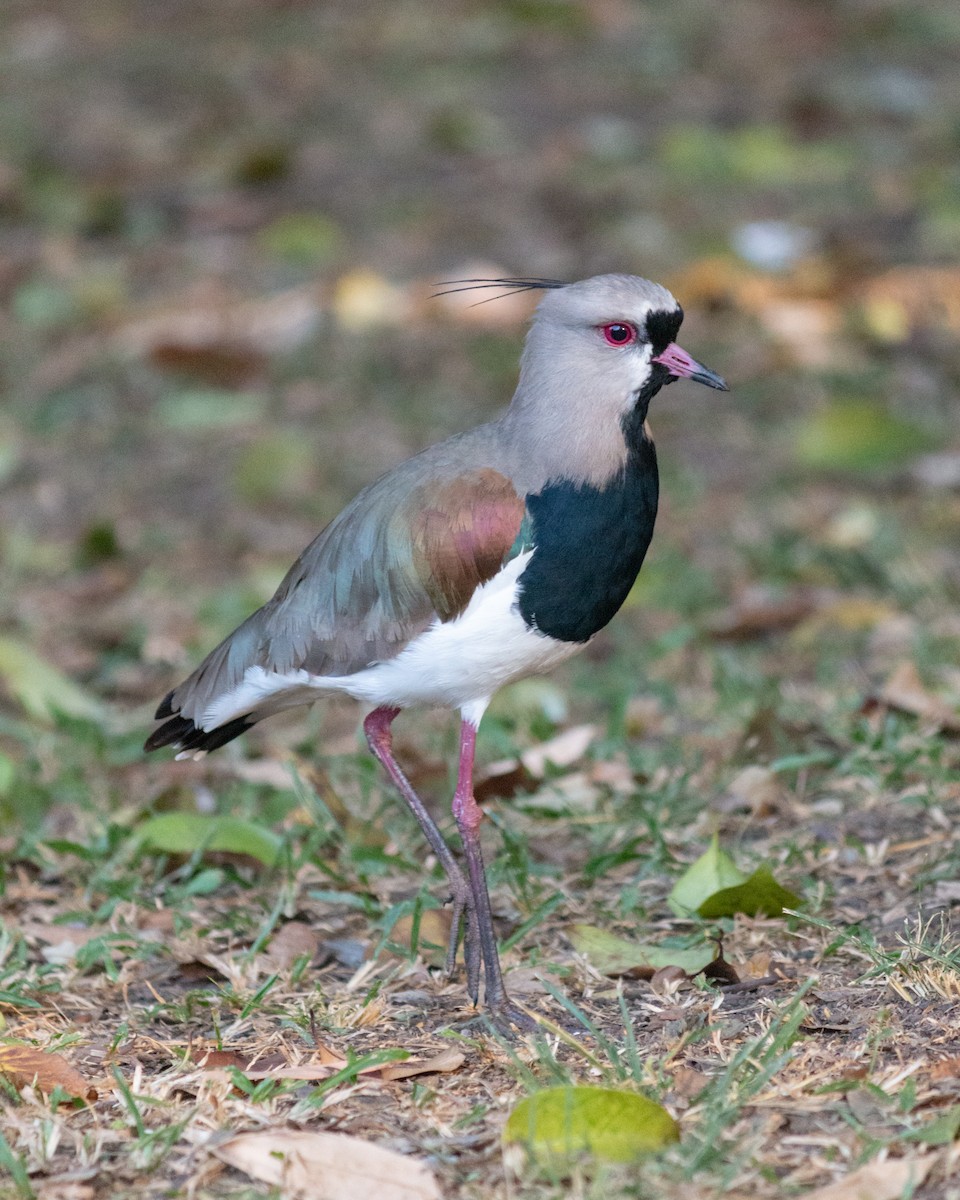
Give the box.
[145,274,727,1028]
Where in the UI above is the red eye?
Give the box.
[601,322,637,346]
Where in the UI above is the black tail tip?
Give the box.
[144,712,255,755]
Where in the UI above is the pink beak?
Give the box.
[652,342,728,391]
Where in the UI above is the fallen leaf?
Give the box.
[0,1044,96,1102]
[668,836,746,916]
[478,724,598,801]
[0,637,102,722]
[380,1048,465,1081]
[473,759,537,803]
[193,1043,459,1085]
[906,1104,960,1145]
[148,340,266,387]
[650,965,687,994]
[707,589,818,640]
[116,284,322,359]
[868,661,960,734]
[520,724,598,776]
[759,298,843,368]
[193,1048,257,1072]
[670,1066,710,1101]
[265,921,322,970]
[214,1129,441,1200]
[803,1153,935,1200]
[697,867,802,919]
[928,1055,960,1081]
[504,1086,679,1165]
[568,924,716,977]
[794,597,898,644]
[389,909,453,966]
[136,813,282,866]
[795,399,932,473]
[720,765,783,816]
[857,264,960,343]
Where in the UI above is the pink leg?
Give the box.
[363,706,480,998]
[452,720,527,1021]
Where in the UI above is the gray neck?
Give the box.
[496,324,635,493]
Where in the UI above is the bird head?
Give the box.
[434,274,727,486]
[523,273,727,403]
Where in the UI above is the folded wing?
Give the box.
[145,466,526,752]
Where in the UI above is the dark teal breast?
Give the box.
[517,432,658,643]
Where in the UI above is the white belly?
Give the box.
[199,553,584,730]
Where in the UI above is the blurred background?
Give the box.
[1,0,960,802]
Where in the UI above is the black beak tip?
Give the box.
[692,369,729,392]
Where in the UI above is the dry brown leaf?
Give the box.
[380,1048,465,1081]
[586,756,636,792]
[803,1153,935,1200]
[794,597,898,644]
[194,1043,464,1085]
[858,265,960,343]
[193,1047,355,1083]
[245,1062,351,1082]
[720,765,783,817]
[870,661,960,734]
[147,340,266,386]
[389,909,453,966]
[314,1040,349,1067]
[193,1048,257,1072]
[0,1044,96,1102]
[707,589,818,640]
[928,1055,960,1081]
[670,1065,711,1101]
[265,921,322,970]
[623,694,665,736]
[115,284,323,358]
[473,759,537,803]
[520,723,597,776]
[476,724,598,802]
[35,1183,94,1200]
[214,1129,441,1200]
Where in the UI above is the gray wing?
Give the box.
[145,443,525,751]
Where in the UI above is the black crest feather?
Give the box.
[431,277,568,306]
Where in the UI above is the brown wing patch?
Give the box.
[410,468,525,622]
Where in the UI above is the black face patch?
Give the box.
[645,307,683,356]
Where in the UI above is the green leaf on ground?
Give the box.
[568,924,716,975]
[155,389,266,431]
[697,867,802,918]
[504,1086,679,1165]
[137,814,282,866]
[0,637,102,723]
[670,838,800,918]
[906,1104,960,1146]
[668,835,746,916]
[794,399,932,473]
[258,212,342,267]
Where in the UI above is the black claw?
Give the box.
[486,1002,541,1037]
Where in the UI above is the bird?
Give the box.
[145,273,727,1030]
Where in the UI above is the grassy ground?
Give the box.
[3,2,960,1197]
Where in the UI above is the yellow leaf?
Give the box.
[504,1086,679,1165]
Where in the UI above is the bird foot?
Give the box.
[442,878,483,1001]
[467,995,543,1038]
